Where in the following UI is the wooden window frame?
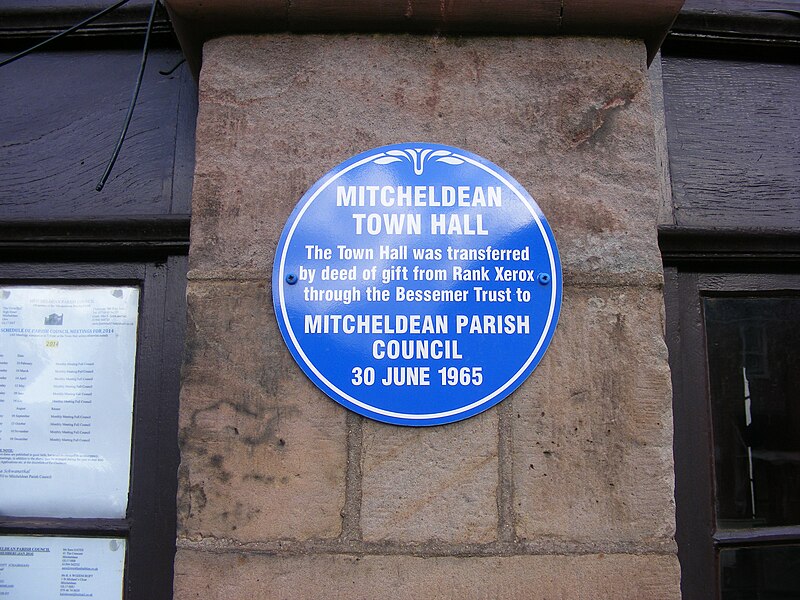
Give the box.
[0,257,187,599]
[664,262,800,599]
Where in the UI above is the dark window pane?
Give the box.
[704,297,800,529]
[720,545,800,600]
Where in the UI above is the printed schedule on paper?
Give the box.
[0,286,138,517]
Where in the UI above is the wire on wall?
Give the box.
[0,0,165,193]
[96,0,160,191]
[0,0,134,68]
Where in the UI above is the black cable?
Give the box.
[95,0,159,192]
[159,57,186,76]
[0,0,133,68]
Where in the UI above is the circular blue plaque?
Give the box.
[273,143,561,426]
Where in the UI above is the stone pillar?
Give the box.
[174,35,679,599]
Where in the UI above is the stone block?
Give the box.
[178,279,348,541]
[174,549,681,599]
[361,413,499,543]
[513,285,675,543]
[191,35,661,280]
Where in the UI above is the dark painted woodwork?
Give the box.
[665,268,718,600]
[659,227,800,269]
[0,1,173,45]
[126,257,186,600]
[0,217,190,260]
[0,48,195,218]
[663,20,800,587]
[0,13,192,594]
[669,0,800,49]
[683,0,800,9]
[0,517,130,536]
[661,55,800,230]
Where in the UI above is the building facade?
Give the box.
[1,0,798,598]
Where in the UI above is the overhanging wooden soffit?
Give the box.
[164,0,686,75]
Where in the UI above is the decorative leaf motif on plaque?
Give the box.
[371,148,465,175]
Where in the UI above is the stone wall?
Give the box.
[174,34,679,599]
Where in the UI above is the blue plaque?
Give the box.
[273,143,561,426]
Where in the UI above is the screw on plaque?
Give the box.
[286,274,298,285]
[537,273,551,285]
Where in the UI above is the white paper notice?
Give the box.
[0,535,125,599]
[0,286,139,518]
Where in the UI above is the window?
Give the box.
[0,260,187,598]
[665,272,800,599]
[705,296,800,533]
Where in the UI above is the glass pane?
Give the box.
[0,286,139,518]
[704,297,800,529]
[720,545,800,600]
[0,535,126,599]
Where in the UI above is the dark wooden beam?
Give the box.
[666,0,800,51]
[0,0,174,46]
[0,516,130,536]
[659,226,800,267]
[163,0,685,75]
[0,217,190,260]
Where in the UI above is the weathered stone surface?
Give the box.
[191,35,661,280]
[174,549,681,599]
[513,285,675,543]
[179,31,678,597]
[178,279,348,541]
[361,413,498,543]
